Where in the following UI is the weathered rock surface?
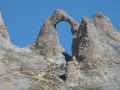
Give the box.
[0,12,10,40]
[0,9,120,90]
[66,12,120,89]
[30,9,79,60]
[0,11,70,90]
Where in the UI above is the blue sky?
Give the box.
[0,0,120,56]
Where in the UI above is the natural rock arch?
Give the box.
[30,9,79,58]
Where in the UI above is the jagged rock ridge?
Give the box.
[0,9,120,90]
[66,12,120,89]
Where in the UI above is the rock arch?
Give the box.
[30,9,79,58]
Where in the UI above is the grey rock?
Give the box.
[0,12,10,40]
[65,61,78,86]
[30,9,79,59]
[66,12,120,89]
[0,9,120,90]
[0,10,72,90]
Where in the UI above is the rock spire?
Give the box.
[66,12,120,87]
[0,11,10,40]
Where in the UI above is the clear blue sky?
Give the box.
[0,0,120,56]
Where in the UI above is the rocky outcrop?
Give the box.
[0,12,10,40]
[30,9,79,59]
[65,59,79,86]
[0,9,120,90]
[66,12,120,89]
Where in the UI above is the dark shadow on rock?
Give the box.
[59,74,66,81]
[62,52,72,62]
[76,55,84,62]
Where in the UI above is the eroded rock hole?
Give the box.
[56,21,72,56]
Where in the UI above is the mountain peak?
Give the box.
[93,12,104,18]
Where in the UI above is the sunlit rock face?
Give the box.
[30,9,79,60]
[66,12,120,89]
[0,12,10,40]
[0,9,120,90]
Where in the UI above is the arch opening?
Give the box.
[56,21,73,56]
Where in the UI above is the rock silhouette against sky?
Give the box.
[0,9,120,90]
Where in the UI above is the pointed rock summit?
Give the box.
[66,12,120,88]
[0,12,10,40]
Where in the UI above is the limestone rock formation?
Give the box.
[0,10,71,90]
[66,12,120,89]
[0,12,10,40]
[0,9,120,90]
[30,9,79,59]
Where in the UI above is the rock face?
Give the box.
[0,11,68,90]
[66,12,120,89]
[0,9,120,90]
[30,9,79,59]
[0,12,10,40]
